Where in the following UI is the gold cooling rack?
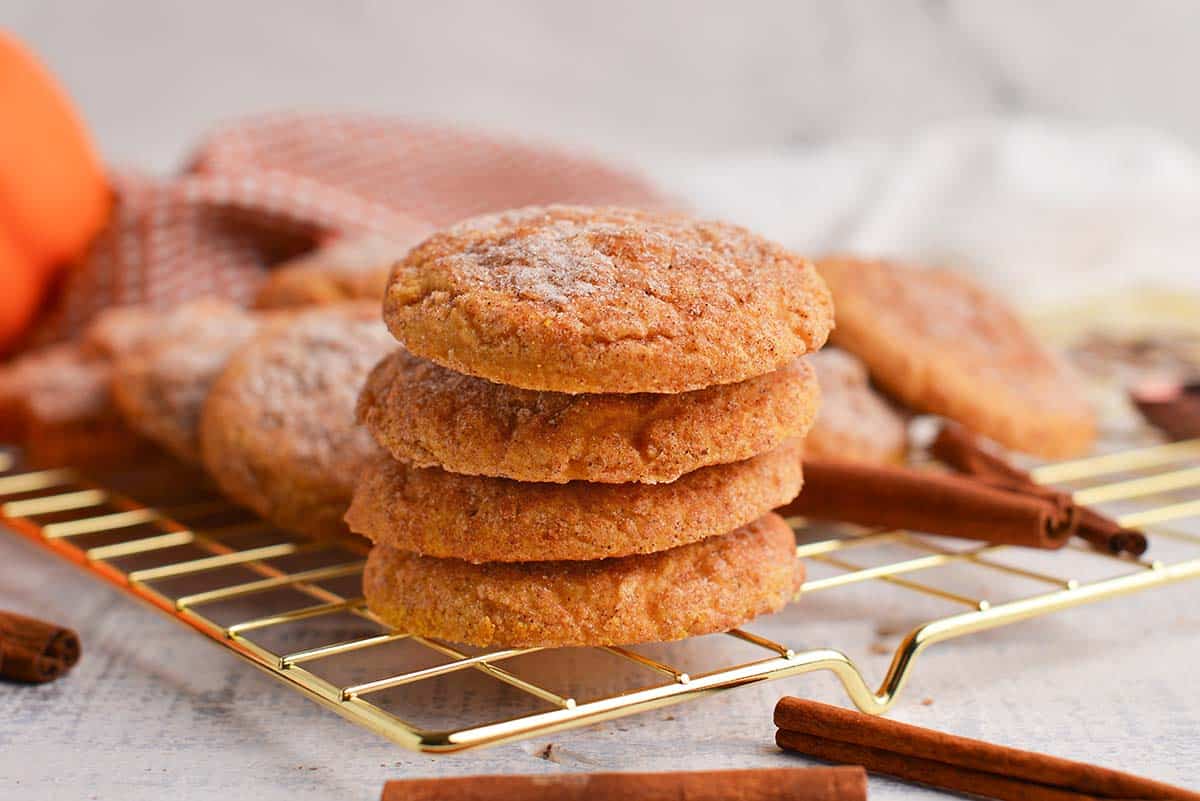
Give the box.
[2,440,1200,753]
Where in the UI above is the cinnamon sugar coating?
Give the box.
[254,231,430,309]
[199,304,393,539]
[384,206,834,393]
[362,513,802,647]
[806,349,908,464]
[346,439,804,562]
[817,257,1095,458]
[358,350,818,483]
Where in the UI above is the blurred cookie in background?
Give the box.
[109,301,260,464]
[817,256,1095,459]
[254,230,430,309]
[806,348,908,464]
[1,298,261,469]
[0,342,145,467]
[199,304,393,539]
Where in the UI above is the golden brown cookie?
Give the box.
[384,206,834,393]
[254,230,430,309]
[806,349,908,464]
[363,512,802,647]
[358,350,818,484]
[817,257,1095,458]
[346,438,803,562]
[199,304,393,539]
[110,303,260,463]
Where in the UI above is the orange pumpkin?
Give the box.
[0,31,110,352]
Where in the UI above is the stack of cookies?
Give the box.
[346,206,835,648]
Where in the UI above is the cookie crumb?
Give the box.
[921,697,934,706]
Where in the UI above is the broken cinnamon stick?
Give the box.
[932,424,1147,556]
[0,610,81,684]
[380,767,868,801]
[780,459,1076,549]
[775,697,1199,801]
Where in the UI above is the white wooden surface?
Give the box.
[4,125,1200,798]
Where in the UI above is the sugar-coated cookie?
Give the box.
[806,349,907,464]
[817,257,1095,458]
[110,302,259,463]
[384,206,834,393]
[199,304,393,539]
[346,439,804,562]
[363,513,802,647]
[359,350,818,483]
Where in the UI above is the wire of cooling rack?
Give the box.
[2,440,1200,753]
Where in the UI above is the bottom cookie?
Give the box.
[363,513,802,648]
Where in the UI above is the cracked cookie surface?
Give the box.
[384,205,834,393]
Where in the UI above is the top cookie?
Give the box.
[384,206,834,393]
[817,257,1095,458]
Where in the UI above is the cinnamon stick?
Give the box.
[775,697,1199,801]
[381,767,868,801]
[0,610,81,684]
[780,459,1076,549]
[932,424,1147,556]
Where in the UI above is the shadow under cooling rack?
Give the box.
[1,441,1199,752]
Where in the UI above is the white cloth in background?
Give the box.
[645,120,1200,310]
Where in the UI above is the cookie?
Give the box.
[806,349,908,464]
[363,512,802,647]
[254,230,430,309]
[0,343,149,467]
[83,298,250,360]
[110,302,260,463]
[359,350,818,484]
[384,206,834,393]
[199,304,393,539]
[345,438,803,562]
[817,257,1095,458]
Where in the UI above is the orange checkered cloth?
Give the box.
[33,113,669,344]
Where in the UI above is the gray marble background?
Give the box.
[6,0,1200,171]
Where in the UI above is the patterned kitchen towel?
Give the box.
[32,112,667,345]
